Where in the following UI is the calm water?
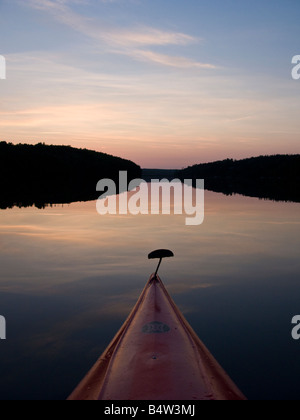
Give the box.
[0,189,300,400]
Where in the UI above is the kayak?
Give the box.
[68,251,246,400]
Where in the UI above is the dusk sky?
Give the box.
[1,0,300,168]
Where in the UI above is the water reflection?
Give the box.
[0,191,300,399]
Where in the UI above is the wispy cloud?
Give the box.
[23,0,216,69]
[105,27,197,48]
[127,49,217,69]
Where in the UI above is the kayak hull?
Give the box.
[68,275,246,401]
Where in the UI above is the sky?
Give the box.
[0,0,300,168]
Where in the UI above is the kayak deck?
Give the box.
[68,275,246,400]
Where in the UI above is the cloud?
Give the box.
[127,49,217,69]
[105,27,198,48]
[23,0,216,70]
[25,0,93,33]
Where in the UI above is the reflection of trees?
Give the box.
[0,142,141,209]
[178,155,300,203]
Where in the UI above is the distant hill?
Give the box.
[0,142,141,209]
[177,155,300,202]
[142,169,177,182]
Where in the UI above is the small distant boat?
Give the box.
[68,250,246,401]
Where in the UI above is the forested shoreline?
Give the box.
[1,144,299,209]
[177,155,300,202]
[0,142,141,209]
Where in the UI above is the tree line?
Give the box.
[0,142,141,209]
[177,155,300,202]
[1,144,299,208]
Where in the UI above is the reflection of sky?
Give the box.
[0,191,300,399]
